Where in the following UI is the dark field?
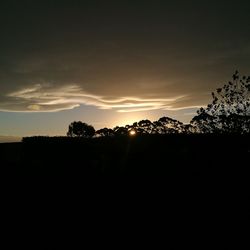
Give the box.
[1,134,249,176]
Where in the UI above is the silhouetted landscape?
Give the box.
[1,134,249,176]
[1,3,250,236]
[1,72,249,176]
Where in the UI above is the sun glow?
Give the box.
[129,130,136,136]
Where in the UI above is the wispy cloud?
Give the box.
[3,83,199,113]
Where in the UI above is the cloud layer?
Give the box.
[5,83,197,113]
[0,1,249,114]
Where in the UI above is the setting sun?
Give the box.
[129,130,136,136]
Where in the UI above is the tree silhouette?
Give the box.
[67,121,95,138]
[157,117,184,134]
[136,119,154,134]
[125,122,144,134]
[191,71,250,133]
[109,117,187,136]
[113,126,128,136]
[95,128,115,137]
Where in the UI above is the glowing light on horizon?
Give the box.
[129,130,136,136]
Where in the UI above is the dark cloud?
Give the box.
[0,1,249,113]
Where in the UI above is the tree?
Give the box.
[113,126,128,136]
[191,71,250,133]
[157,117,184,134]
[95,128,115,137]
[67,121,95,138]
[137,119,155,134]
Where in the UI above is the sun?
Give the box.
[129,130,136,136]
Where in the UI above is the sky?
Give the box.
[0,0,249,141]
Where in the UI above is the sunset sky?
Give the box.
[0,0,249,140]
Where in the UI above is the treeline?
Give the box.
[64,71,250,138]
[22,136,92,143]
[65,117,191,139]
[22,71,250,142]
[16,133,250,176]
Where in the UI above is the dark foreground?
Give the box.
[1,134,249,176]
